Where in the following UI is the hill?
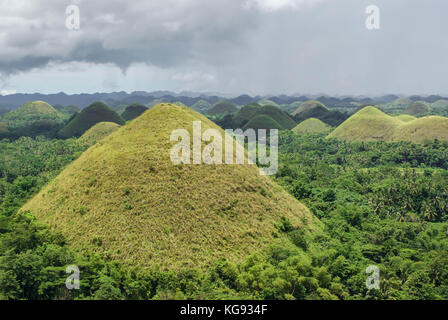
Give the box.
[404,102,431,116]
[242,114,283,130]
[79,122,121,146]
[291,100,328,117]
[230,103,296,130]
[207,101,238,115]
[0,101,65,137]
[292,118,331,134]
[191,99,212,113]
[58,102,125,138]
[391,97,413,106]
[258,100,280,108]
[391,116,448,143]
[121,103,148,121]
[291,100,347,126]
[2,101,62,123]
[328,106,448,143]
[432,99,448,109]
[22,104,315,270]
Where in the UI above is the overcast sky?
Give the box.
[0,0,447,96]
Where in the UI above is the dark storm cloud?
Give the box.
[0,0,447,94]
[0,0,261,73]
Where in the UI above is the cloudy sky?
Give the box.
[0,0,447,96]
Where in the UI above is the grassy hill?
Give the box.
[230,103,296,130]
[22,103,315,270]
[207,101,238,115]
[328,106,448,143]
[291,100,347,127]
[293,118,331,134]
[121,103,148,121]
[258,100,280,108]
[0,101,65,137]
[291,100,328,117]
[432,99,448,109]
[54,104,80,116]
[79,122,121,146]
[191,99,212,113]
[404,101,431,116]
[242,114,283,130]
[58,102,125,138]
[391,97,413,106]
[2,101,62,124]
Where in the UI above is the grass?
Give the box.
[328,106,448,143]
[22,103,316,271]
[292,118,331,134]
[58,102,125,138]
[79,122,121,146]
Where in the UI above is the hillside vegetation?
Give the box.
[291,100,347,126]
[121,103,148,121]
[79,122,121,146]
[0,101,66,137]
[58,102,125,138]
[207,101,238,115]
[22,104,315,270]
[293,118,331,134]
[404,102,431,116]
[328,106,448,143]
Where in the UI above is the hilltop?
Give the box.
[121,103,148,121]
[291,100,347,127]
[207,101,238,115]
[1,101,62,123]
[328,106,448,143]
[293,118,331,134]
[229,103,296,130]
[58,102,125,138]
[79,122,121,146]
[22,104,315,270]
[291,100,328,117]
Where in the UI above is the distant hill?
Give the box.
[328,106,448,143]
[191,99,212,113]
[258,100,280,108]
[432,99,448,110]
[0,101,65,137]
[293,118,331,134]
[121,103,148,121]
[79,122,121,146]
[22,103,315,270]
[58,101,125,138]
[227,103,296,130]
[291,100,348,127]
[207,101,238,115]
[0,122,8,135]
[54,104,80,116]
[404,102,431,116]
[391,97,413,106]
[243,114,283,130]
[291,100,328,117]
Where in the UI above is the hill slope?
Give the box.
[1,101,62,123]
[328,106,448,143]
[121,103,148,121]
[293,118,331,134]
[79,122,121,146]
[291,100,328,117]
[404,102,431,116]
[58,102,125,138]
[22,104,315,270]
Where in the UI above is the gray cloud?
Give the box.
[0,0,447,95]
